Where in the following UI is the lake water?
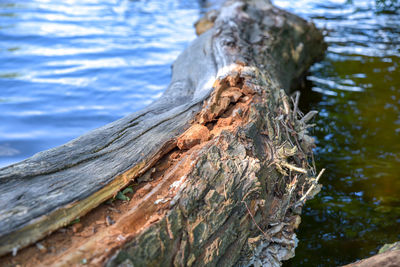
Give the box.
[0,0,215,167]
[274,0,400,265]
[1,0,399,266]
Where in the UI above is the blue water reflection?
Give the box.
[1,0,400,265]
[0,0,209,167]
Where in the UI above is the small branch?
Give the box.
[281,162,307,174]
[280,89,290,115]
[300,110,318,124]
[299,168,325,203]
[292,91,300,121]
[242,201,268,237]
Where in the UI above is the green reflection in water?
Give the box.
[0,72,21,79]
[7,47,20,52]
[285,49,400,266]
[0,13,16,18]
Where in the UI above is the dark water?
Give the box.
[1,0,399,266]
[274,0,400,265]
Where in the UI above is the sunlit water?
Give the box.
[0,0,215,167]
[1,0,399,266]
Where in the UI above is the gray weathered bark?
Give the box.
[0,0,325,265]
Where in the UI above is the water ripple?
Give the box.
[0,0,204,167]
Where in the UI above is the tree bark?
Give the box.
[0,0,325,266]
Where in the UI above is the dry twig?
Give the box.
[298,168,325,203]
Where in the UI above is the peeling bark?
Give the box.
[0,0,326,266]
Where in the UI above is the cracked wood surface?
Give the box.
[0,27,217,257]
[0,0,325,261]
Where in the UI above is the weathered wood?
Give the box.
[343,243,400,267]
[0,0,325,264]
[0,19,218,257]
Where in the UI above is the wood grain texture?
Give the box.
[0,0,325,257]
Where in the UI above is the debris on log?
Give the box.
[0,0,326,266]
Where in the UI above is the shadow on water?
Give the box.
[274,0,400,265]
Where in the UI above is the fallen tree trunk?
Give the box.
[0,0,325,266]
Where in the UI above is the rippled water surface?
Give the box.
[0,0,213,167]
[1,0,399,265]
[274,0,400,265]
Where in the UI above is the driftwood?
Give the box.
[343,242,400,267]
[0,0,325,266]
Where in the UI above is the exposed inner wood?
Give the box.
[0,0,326,265]
[1,71,255,267]
[0,25,213,258]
